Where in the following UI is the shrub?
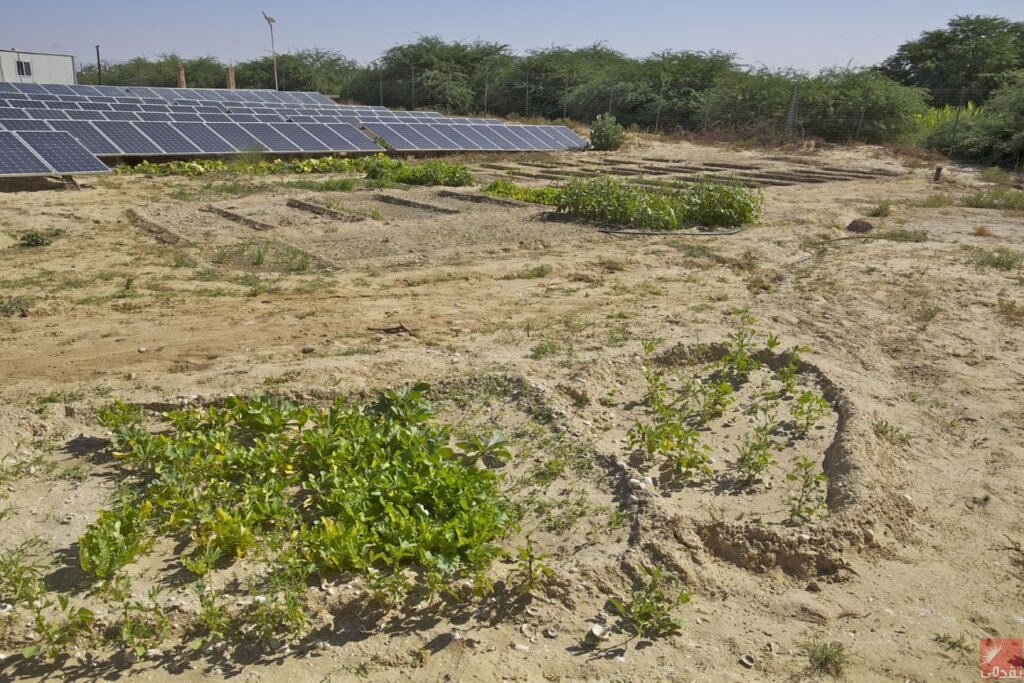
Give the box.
[589,113,626,151]
[363,156,474,186]
[482,179,560,204]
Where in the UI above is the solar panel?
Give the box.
[0,131,54,175]
[271,123,331,151]
[105,111,140,121]
[12,83,48,94]
[15,131,110,174]
[452,125,501,151]
[199,113,231,123]
[3,119,54,131]
[93,121,163,154]
[170,122,237,154]
[429,124,481,150]
[406,124,459,150]
[0,83,18,94]
[48,120,121,155]
[124,87,159,99]
[134,122,202,154]
[298,124,359,151]
[137,112,173,122]
[471,125,517,150]
[326,123,379,151]
[45,100,82,110]
[65,110,102,121]
[362,122,415,151]
[206,122,268,152]
[514,126,559,150]
[488,126,532,150]
[0,108,25,119]
[78,102,112,111]
[25,107,64,120]
[238,123,301,151]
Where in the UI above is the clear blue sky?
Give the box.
[6,1,1023,71]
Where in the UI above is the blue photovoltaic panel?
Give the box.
[228,113,258,123]
[0,83,18,94]
[78,102,112,111]
[92,85,127,97]
[406,123,459,150]
[134,122,202,154]
[514,126,559,150]
[199,113,231,123]
[69,85,103,97]
[6,99,35,108]
[45,100,82,110]
[65,110,101,121]
[388,123,440,150]
[124,87,159,99]
[139,104,171,112]
[105,111,140,121]
[271,123,331,151]
[286,116,316,124]
[488,126,532,150]
[172,112,203,123]
[326,123,379,151]
[26,107,64,119]
[554,125,588,148]
[12,83,47,94]
[240,123,300,151]
[93,121,163,154]
[48,120,121,155]
[110,103,141,112]
[206,122,268,152]
[138,112,172,122]
[0,131,53,175]
[471,125,517,150]
[218,90,244,103]
[0,108,26,119]
[299,124,359,151]
[42,84,75,96]
[4,119,54,131]
[170,122,237,153]
[15,131,110,174]
[453,125,500,151]
[255,113,287,123]
[429,124,481,150]
[362,122,415,151]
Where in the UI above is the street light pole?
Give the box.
[262,11,279,91]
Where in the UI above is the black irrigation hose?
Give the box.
[593,227,745,237]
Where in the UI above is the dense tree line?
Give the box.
[77,14,1024,166]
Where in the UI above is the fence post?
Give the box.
[525,71,530,117]
[783,82,799,137]
[654,76,665,134]
[702,86,713,133]
[410,65,416,110]
[483,73,489,115]
[608,86,614,115]
[379,69,383,106]
[563,74,568,120]
[854,103,866,141]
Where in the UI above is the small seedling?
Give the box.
[792,391,830,434]
[787,455,828,525]
[609,564,690,638]
[510,537,553,595]
[805,640,847,677]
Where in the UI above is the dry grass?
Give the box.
[971,225,996,238]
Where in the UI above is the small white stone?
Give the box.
[513,643,530,652]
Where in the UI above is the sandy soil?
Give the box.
[0,136,1022,682]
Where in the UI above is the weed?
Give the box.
[733,411,779,486]
[18,229,63,248]
[589,113,626,151]
[871,229,928,242]
[609,564,690,638]
[805,640,847,677]
[873,420,912,444]
[503,264,552,279]
[0,295,31,318]
[529,341,561,359]
[787,455,828,525]
[865,200,892,217]
[934,632,969,654]
[510,537,553,596]
[969,246,1023,271]
[961,187,1024,211]
[916,194,955,208]
[997,298,1024,326]
[284,178,356,192]
[979,167,1014,185]
[721,308,761,379]
[22,594,95,660]
[0,537,48,603]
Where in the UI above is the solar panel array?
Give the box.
[0,82,588,177]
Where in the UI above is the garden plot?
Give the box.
[0,137,1022,682]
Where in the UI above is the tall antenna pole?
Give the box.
[262,11,279,91]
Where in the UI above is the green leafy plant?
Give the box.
[589,113,626,151]
[805,640,847,677]
[721,308,761,379]
[78,502,154,579]
[0,537,48,604]
[609,564,690,638]
[23,594,95,660]
[18,229,62,248]
[510,537,553,595]
[791,391,830,434]
[865,200,892,217]
[481,179,560,205]
[787,455,828,525]
[733,411,779,486]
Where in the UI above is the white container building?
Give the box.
[0,49,76,85]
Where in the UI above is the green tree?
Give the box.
[880,15,1024,105]
[928,70,1024,167]
[799,68,927,143]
